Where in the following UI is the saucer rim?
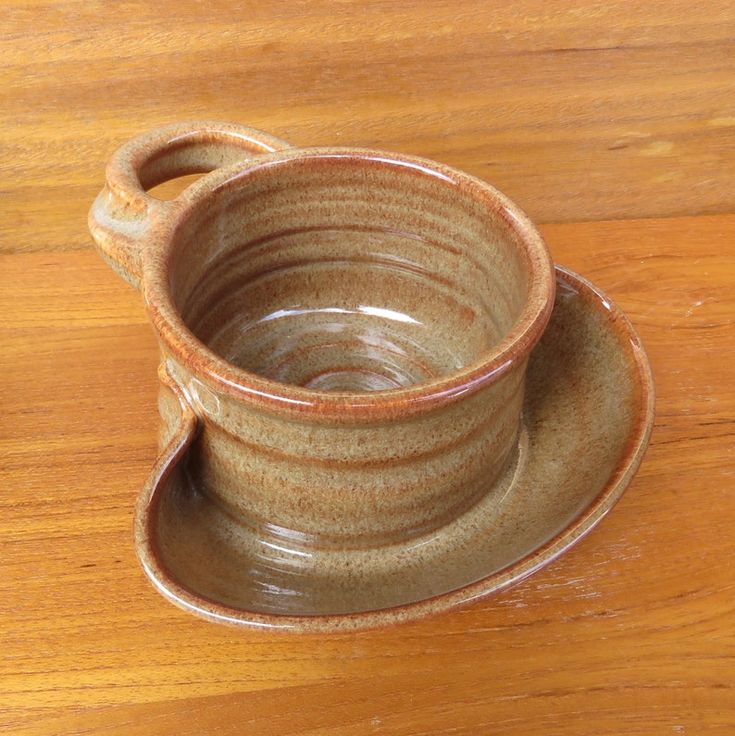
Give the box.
[134,264,655,633]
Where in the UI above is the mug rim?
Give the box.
[143,147,556,420]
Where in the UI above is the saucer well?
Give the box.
[135,265,654,632]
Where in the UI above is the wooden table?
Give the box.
[3,3,734,733]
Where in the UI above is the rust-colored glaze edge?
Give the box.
[89,122,293,288]
[199,375,523,470]
[106,121,291,214]
[135,365,200,601]
[143,147,556,423]
[135,265,655,633]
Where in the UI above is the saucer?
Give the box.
[135,265,654,632]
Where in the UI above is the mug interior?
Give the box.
[166,152,535,393]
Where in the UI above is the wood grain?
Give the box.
[2,0,735,251]
[3,3,735,732]
[2,214,734,734]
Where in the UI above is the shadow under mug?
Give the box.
[90,122,555,551]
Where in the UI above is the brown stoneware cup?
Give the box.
[90,121,556,587]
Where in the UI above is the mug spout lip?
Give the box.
[143,147,556,423]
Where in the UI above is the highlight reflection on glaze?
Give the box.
[139,268,653,628]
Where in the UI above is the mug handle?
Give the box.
[88,121,292,288]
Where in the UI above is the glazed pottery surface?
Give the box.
[136,265,653,631]
[89,122,653,631]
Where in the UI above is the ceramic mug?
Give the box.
[89,121,555,554]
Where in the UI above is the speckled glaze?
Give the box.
[89,122,653,631]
